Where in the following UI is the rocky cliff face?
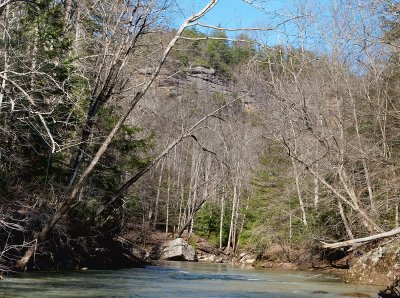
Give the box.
[153,65,255,112]
[345,239,400,286]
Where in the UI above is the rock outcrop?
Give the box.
[159,238,197,261]
[238,252,256,265]
[186,66,216,75]
[345,239,400,286]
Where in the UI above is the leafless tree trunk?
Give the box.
[291,157,307,226]
[338,200,354,240]
[219,185,225,249]
[153,157,165,227]
[313,145,319,209]
[226,183,237,252]
[235,195,248,253]
[165,150,175,235]
[96,97,239,217]
[0,4,8,112]
[15,0,220,270]
[347,85,375,213]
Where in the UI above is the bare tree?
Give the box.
[15,0,220,270]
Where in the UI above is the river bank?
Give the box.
[130,231,399,292]
[1,229,398,297]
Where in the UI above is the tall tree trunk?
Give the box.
[219,185,225,249]
[291,157,307,226]
[348,87,375,212]
[153,157,165,227]
[178,180,185,230]
[314,145,319,208]
[176,199,208,238]
[236,197,248,253]
[72,1,81,54]
[15,0,220,270]
[226,184,237,252]
[314,175,319,209]
[189,155,200,235]
[177,145,189,230]
[0,4,8,112]
[30,24,38,93]
[64,0,73,25]
[288,113,307,226]
[166,149,176,235]
[289,196,292,240]
[182,147,196,231]
[232,182,241,252]
[68,4,148,188]
[338,200,354,239]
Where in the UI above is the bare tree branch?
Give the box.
[15,0,222,271]
[96,95,245,216]
[0,73,58,152]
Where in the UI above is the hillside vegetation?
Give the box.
[0,0,400,288]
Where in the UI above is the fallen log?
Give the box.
[321,227,400,249]
[379,279,400,298]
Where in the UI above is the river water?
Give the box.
[0,261,381,297]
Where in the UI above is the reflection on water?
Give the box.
[0,261,380,297]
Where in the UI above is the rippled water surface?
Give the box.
[0,261,381,297]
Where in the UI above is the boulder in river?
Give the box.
[160,238,198,261]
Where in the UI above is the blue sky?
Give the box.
[171,0,328,47]
[173,0,280,28]
[169,0,385,72]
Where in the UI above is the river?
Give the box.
[0,261,381,297]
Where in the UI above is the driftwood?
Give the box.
[379,279,400,298]
[321,227,400,249]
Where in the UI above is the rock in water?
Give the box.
[160,238,197,261]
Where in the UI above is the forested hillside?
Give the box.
[0,0,400,289]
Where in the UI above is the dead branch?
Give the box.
[321,227,400,249]
[179,36,257,44]
[191,22,276,31]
